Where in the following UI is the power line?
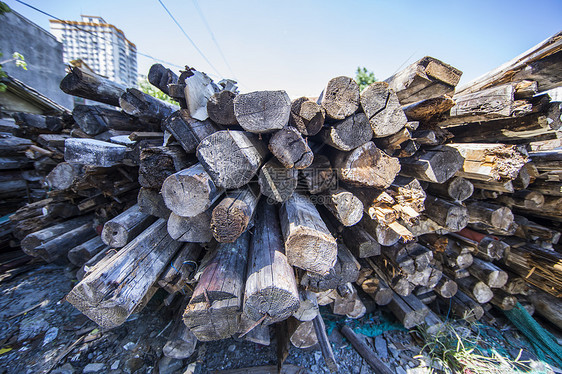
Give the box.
[13,0,185,70]
[157,0,223,79]
[191,0,236,80]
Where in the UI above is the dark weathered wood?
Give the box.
[528,179,562,197]
[120,88,178,123]
[269,127,313,169]
[341,325,392,374]
[433,275,458,298]
[341,224,381,258]
[238,315,270,346]
[12,112,63,133]
[387,293,429,329]
[233,90,291,133]
[423,195,468,232]
[313,313,339,373]
[289,97,325,136]
[385,56,462,104]
[292,290,319,322]
[158,243,202,294]
[139,145,193,189]
[0,133,34,154]
[163,303,197,359]
[513,214,560,244]
[196,130,268,189]
[319,113,373,151]
[497,190,545,211]
[67,236,106,267]
[360,274,394,306]
[45,162,84,190]
[207,90,238,125]
[449,290,484,321]
[148,63,178,96]
[319,187,363,227]
[67,219,181,328]
[319,76,360,120]
[360,82,407,137]
[402,95,455,121]
[300,154,336,195]
[244,202,299,324]
[468,257,508,288]
[426,177,473,202]
[137,187,171,219]
[360,216,400,247]
[456,276,493,304]
[490,289,517,311]
[466,201,514,232]
[211,186,260,243]
[527,288,562,330]
[60,66,126,106]
[258,158,298,203]
[101,204,156,248]
[279,192,337,274]
[64,138,127,167]
[31,222,97,262]
[167,210,213,243]
[161,163,224,217]
[399,146,464,184]
[0,155,32,170]
[163,110,221,154]
[287,318,317,349]
[333,141,400,188]
[72,105,146,136]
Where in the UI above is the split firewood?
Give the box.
[167,211,213,243]
[360,81,407,137]
[402,95,455,121]
[207,90,238,125]
[289,97,325,136]
[319,113,373,151]
[183,68,218,121]
[233,90,291,133]
[101,204,156,248]
[258,158,298,203]
[60,66,126,106]
[211,186,260,243]
[319,76,360,120]
[292,290,319,322]
[269,127,313,169]
[243,202,299,325]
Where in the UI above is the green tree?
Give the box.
[355,67,377,91]
[0,3,27,92]
[138,76,177,105]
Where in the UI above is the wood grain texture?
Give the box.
[320,76,360,120]
[234,90,291,133]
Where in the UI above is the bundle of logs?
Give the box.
[3,31,562,371]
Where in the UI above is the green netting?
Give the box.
[503,302,562,368]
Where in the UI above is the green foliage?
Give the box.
[355,67,377,91]
[0,1,11,15]
[0,53,28,92]
[138,76,177,105]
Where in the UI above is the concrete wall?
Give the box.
[0,10,73,110]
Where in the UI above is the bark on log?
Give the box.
[60,66,126,106]
[101,204,156,248]
[360,82,407,137]
[211,186,260,243]
[289,97,325,136]
[258,158,298,203]
[319,76,360,120]
[319,113,373,151]
[269,127,313,169]
[233,90,291,133]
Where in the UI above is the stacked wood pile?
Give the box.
[4,31,562,370]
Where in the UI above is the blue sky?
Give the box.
[6,0,562,98]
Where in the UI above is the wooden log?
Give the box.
[466,201,514,232]
[163,110,220,154]
[207,90,238,125]
[527,288,562,330]
[12,112,63,133]
[0,133,34,154]
[471,179,514,193]
[388,293,429,329]
[341,325,392,374]
[0,156,32,170]
[287,318,317,349]
[258,158,298,203]
[60,66,126,106]
[449,290,484,321]
[269,127,313,169]
[233,90,291,133]
[138,145,193,189]
[360,82,407,137]
[502,275,530,295]
[76,246,114,281]
[211,186,260,243]
[385,56,462,104]
[367,257,414,297]
[319,113,373,151]
[333,141,400,189]
[319,187,363,227]
[183,68,218,121]
[244,202,300,324]
[167,211,213,243]
[490,289,517,311]
[238,315,270,346]
[423,195,468,232]
[289,97,325,136]
[20,215,92,255]
[292,290,319,322]
[148,63,178,96]
[402,95,455,121]
[72,105,145,136]
[468,258,508,288]
[163,305,197,359]
[399,146,464,184]
[196,130,268,189]
[31,222,97,262]
[67,236,106,267]
[120,88,178,124]
[434,275,458,298]
[497,190,545,211]
[528,179,562,197]
[158,243,202,294]
[360,216,401,246]
[101,204,156,248]
[45,162,84,190]
[161,163,224,217]
[456,276,494,304]
[341,224,381,258]
[319,76,360,120]
[376,127,411,153]
[67,219,181,328]
[64,138,127,167]
[313,313,339,373]
[332,284,366,319]
[425,177,473,202]
[360,275,394,306]
[137,187,171,219]
[513,214,560,244]
[300,154,336,194]
[279,192,337,274]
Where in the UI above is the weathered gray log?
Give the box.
[497,190,545,211]
[269,127,313,169]
[72,105,145,136]
[466,201,514,232]
[333,141,400,188]
[60,66,126,106]
[31,222,97,262]
[161,163,224,217]
[360,274,394,306]
[0,156,32,170]
[211,186,260,243]
[120,88,178,123]
[163,304,197,359]
[76,246,113,281]
[301,243,360,292]
[137,187,171,219]
[433,275,458,298]
[341,224,381,258]
[319,113,373,151]
[207,90,238,125]
[64,138,127,167]
[313,313,339,373]
[238,315,270,346]
[279,192,337,274]
[101,204,156,248]
[0,134,34,155]
[360,82,407,137]
[468,258,508,288]
[426,177,473,202]
[300,154,336,194]
[456,276,494,304]
[289,97,325,136]
[244,202,300,324]
[384,56,462,104]
[402,95,456,121]
[138,145,193,189]
[148,63,178,96]
[258,158,298,203]
[167,211,213,243]
[196,130,268,189]
[45,162,84,190]
[490,289,517,311]
[163,110,220,154]
[319,187,363,227]
[288,318,318,349]
[527,288,562,330]
[399,146,464,184]
[387,293,429,329]
[12,112,63,133]
[68,236,107,267]
[423,195,468,232]
[319,76,360,120]
[233,90,291,133]
[341,325,392,374]
[292,290,319,322]
[67,219,182,328]
[360,216,401,247]
[449,290,484,321]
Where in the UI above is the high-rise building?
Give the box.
[50,15,137,88]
